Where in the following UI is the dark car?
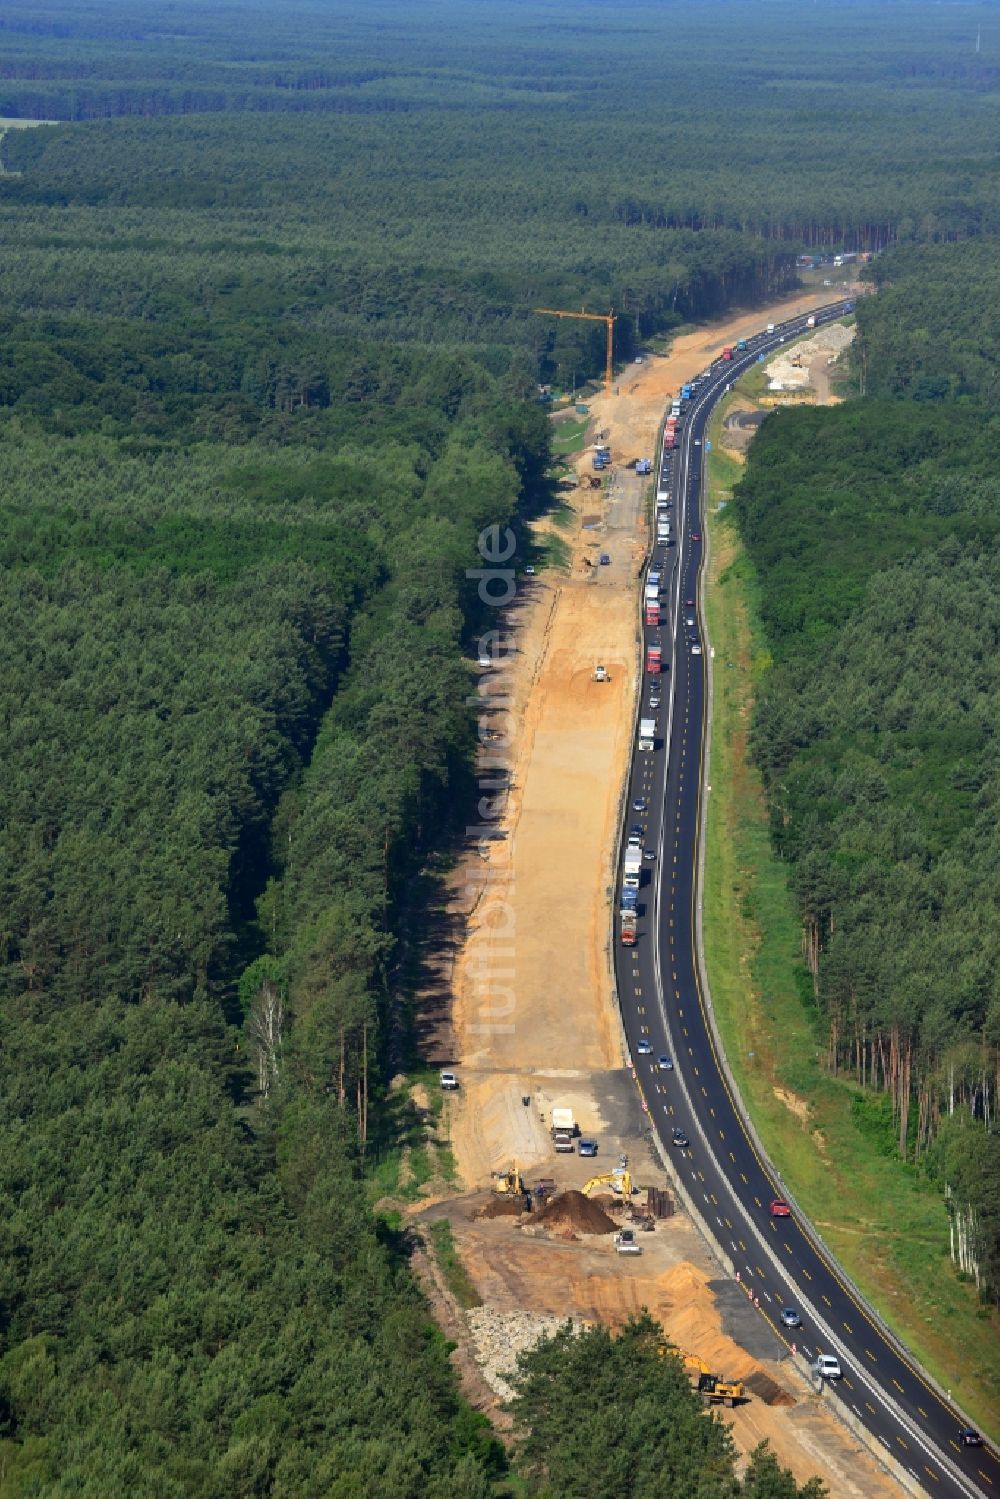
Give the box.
[671,1127,689,1147]
[959,1429,983,1448]
[599,553,611,565]
[632,796,647,813]
[629,823,644,841]
[578,1139,598,1158]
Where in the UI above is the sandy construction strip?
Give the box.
[438,283,900,1495]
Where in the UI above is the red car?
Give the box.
[690,531,701,542]
[770,1198,791,1218]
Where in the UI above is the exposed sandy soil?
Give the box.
[417,1193,900,1499]
[423,284,901,1496]
[585,285,859,456]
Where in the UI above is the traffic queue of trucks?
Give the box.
[621,307,841,950]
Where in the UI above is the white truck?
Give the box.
[551,1107,578,1138]
[623,847,643,889]
[639,718,656,752]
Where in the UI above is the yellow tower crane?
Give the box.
[533,307,617,394]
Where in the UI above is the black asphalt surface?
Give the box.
[613,307,998,1499]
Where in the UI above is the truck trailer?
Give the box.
[551,1107,579,1138]
[623,848,643,889]
[639,717,656,752]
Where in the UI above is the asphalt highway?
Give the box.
[613,306,998,1499]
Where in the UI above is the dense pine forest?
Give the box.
[1,0,999,1488]
[735,241,1000,1303]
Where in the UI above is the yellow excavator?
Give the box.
[491,1161,527,1197]
[581,1170,635,1198]
[681,1351,747,1408]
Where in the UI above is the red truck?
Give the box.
[721,346,734,361]
[645,602,660,626]
[621,912,637,946]
[646,644,662,674]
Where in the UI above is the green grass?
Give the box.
[700,379,1000,1438]
[537,529,571,572]
[550,415,589,456]
[367,1070,459,1209]
[427,1219,483,1309]
[398,1144,436,1203]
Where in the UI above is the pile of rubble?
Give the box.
[765,322,854,391]
[465,1305,581,1402]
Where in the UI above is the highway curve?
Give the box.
[613,307,999,1499]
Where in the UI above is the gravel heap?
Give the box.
[765,321,854,391]
[466,1306,581,1401]
[535,1189,617,1234]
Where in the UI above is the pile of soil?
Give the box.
[743,1370,795,1407]
[535,1190,616,1235]
[478,1196,525,1220]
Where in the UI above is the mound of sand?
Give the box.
[536,1190,617,1235]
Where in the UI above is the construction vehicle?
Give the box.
[582,1170,635,1198]
[614,1228,642,1255]
[491,1162,527,1197]
[592,664,610,683]
[682,1352,748,1407]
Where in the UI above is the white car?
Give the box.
[439,1070,459,1091]
[812,1354,842,1381]
[691,643,703,655]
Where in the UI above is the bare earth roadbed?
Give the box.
[427,289,900,1495]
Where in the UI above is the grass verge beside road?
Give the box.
[700,388,999,1438]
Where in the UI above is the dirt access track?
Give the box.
[430,283,895,1495]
